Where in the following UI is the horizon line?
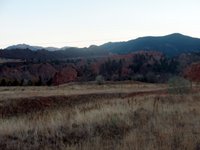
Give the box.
[1,32,198,49]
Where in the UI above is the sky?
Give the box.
[0,0,200,49]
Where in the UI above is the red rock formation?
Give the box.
[184,63,200,82]
[53,66,77,85]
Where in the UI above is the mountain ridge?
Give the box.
[1,33,200,60]
[5,44,73,51]
[100,33,200,56]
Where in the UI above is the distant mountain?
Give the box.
[100,33,200,56]
[44,47,60,51]
[1,46,108,61]
[6,44,44,51]
[6,44,65,51]
[1,33,200,61]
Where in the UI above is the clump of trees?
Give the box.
[0,79,20,86]
[0,52,183,86]
[0,76,49,86]
[99,59,123,81]
[98,54,179,83]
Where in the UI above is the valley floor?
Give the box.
[0,82,200,150]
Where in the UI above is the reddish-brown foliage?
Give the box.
[52,66,78,85]
[184,63,200,82]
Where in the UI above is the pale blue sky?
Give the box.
[0,0,200,48]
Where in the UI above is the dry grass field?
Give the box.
[0,82,200,150]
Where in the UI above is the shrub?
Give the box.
[95,75,104,85]
[168,76,192,94]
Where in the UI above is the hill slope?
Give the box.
[100,33,200,56]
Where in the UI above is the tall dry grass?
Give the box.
[0,88,200,149]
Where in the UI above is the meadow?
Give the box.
[0,82,199,150]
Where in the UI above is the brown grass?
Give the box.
[0,82,200,150]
